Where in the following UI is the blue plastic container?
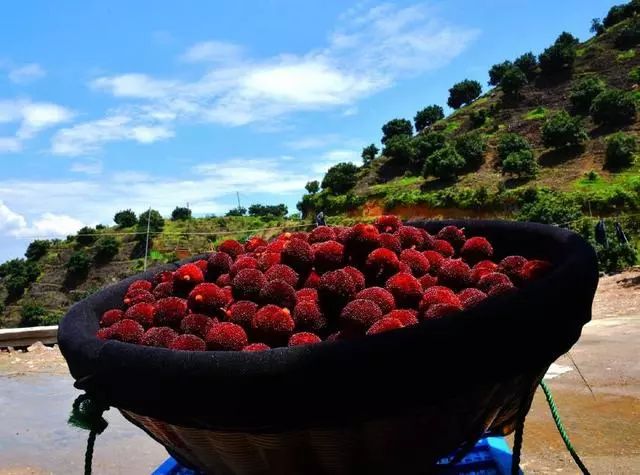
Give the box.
[152,436,521,475]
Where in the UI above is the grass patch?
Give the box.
[522,106,548,121]
[617,49,636,61]
[367,176,422,196]
[443,120,461,135]
[576,47,587,58]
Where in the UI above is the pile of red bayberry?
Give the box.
[96,216,552,351]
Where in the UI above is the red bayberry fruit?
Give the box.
[418,286,461,316]
[419,229,436,251]
[425,303,463,320]
[180,313,217,339]
[419,273,438,290]
[226,301,258,329]
[385,272,422,309]
[477,272,512,293]
[340,299,384,332]
[343,266,366,292]
[302,270,321,289]
[460,237,494,265]
[378,233,402,254]
[366,317,404,335]
[153,281,174,299]
[290,231,309,242]
[109,319,144,344]
[216,273,231,287]
[432,240,455,258]
[169,334,206,351]
[374,215,402,233]
[266,239,286,253]
[218,240,244,259]
[498,256,528,281]
[207,252,233,280]
[365,248,401,284]
[296,288,318,303]
[174,263,205,295]
[292,301,327,332]
[188,283,228,315]
[264,264,299,288]
[437,226,466,250]
[96,328,112,340]
[140,327,178,348]
[257,252,281,271]
[309,226,336,244]
[206,322,248,351]
[400,249,430,277]
[281,238,314,274]
[124,289,155,306]
[438,259,473,290]
[193,259,208,274]
[243,343,271,352]
[100,309,123,327]
[128,280,152,293]
[317,269,357,314]
[395,226,424,249]
[245,236,268,253]
[152,271,174,286]
[124,302,155,328]
[312,240,344,273]
[385,309,418,326]
[228,256,258,279]
[154,297,188,328]
[458,288,488,309]
[260,279,297,309]
[344,223,380,263]
[232,268,266,301]
[252,305,295,346]
[355,287,396,314]
[488,282,516,297]
[423,250,446,273]
[288,332,322,347]
[471,260,499,283]
[520,260,552,282]
[334,226,351,244]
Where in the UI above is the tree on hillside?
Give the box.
[614,20,640,49]
[590,88,637,125]
[497,133,531,162]
[500,67,527,98]
[76,226,97,246]
[541,111,588,149]
[502,150,539,178]
[514,52,538,80]
[248,204,288,218]
[321,162,359,193]
[171,206,192,220]
[137,209,165,234]
[0,259,40,299]
[488,61,513,86]
[422,145,466,180]
[454,132,487,169]
[603,1,640,28]
[383,135,416,168]
[361,144,379,165]
[569,76,606,115]
[225,207,247,217]
[66,251,91,279]
[605,132,637,169]
[381,119,413,144]
[25,240,50,261]
[413,132,447,168]
[539,32,579,75]
[113,209,137,227]
[447,80,482,109]
[94,237,120,262]
[414,105,444,131]
[590,18,605,35]
[305,180,320,194]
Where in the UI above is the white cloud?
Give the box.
[73,3,478,154]
[70,159,103,175]
[181,40,244,63]
[0,201,27,233]
[0,200,85,238]
[0,137,21,153]
[313,148,360,173]
[8,63,46,84]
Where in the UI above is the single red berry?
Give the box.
[385,309,418,326]
[460,236,494,265]
[100,309,123,328]
[317,269,357,315]
[231,268,266,301]
[124,302,155,328]
[169,334,206,351]
[340,299,384,332]
[180,313,217,339]
[153,271,174,286]
[309,226,337,244]
[290,231,309,242]
[216,273,231,287]
[154,297,188,328]
[245,236,268,253]
[127,280,152,293]
[188,283,229,315]
[302,270,321,289]
[378,233,402,254]
[140,327,178,348]
[437,259,473,290]
[458,288,488,309]
[418,286,461,317]
[471,260,499,283]
[520,260,552,282]
[355,287,396,314]
[418,229,436,251]
[226,301,258,329]
[242,343,271,352]
[366,317,404,335]
[296,288,318,303]
[365,248,401,284]
[96,328,113,340]
[252,305,295,346]
[206,322,248,351]
[432,240,455,258]
[257,252,281,271]
[288,332,322,347]
[312,240,344,273]
[498,256,528,282]
[425,303,463,320]
[400,249,430,277]
[123,289,155,307]
[260,279,297,309]
[229,256,259,279]
[264,264,298,287]
[385,272,422,309]
[419,273,438,290]
[207,252,233,280]
[343,266,366,292]
[344,223,380,264]
[281,238,314,274]
[193,259,208,274]
[292,301,327,332]
[174,263,205,294]
[218,240,245,259]
[477,272,512,293]
[374,215,402,233]
[109,319,144,344]
[395,226,424,249]
[436,225,466,251]
[423,250,446,273]
[153,281,174,299]
[488,282,517,297]
[266,239,286,253]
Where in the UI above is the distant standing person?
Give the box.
[316,211,326,227]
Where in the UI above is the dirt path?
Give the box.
[1,270,639,474]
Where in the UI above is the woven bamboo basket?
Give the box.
[59,220,598,475]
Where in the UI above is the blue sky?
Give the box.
[0,0,618,262]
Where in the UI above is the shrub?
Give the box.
[488,60,513,86]
[514,52,538,80]
[225,207,247,217]
[615,20,640,49]
[171,207,191,221]
[76,226,97,246]
[596,241,638,273]
[248,204,288,218]
[381,118,413,144]
[516,192,582,225]
[604,1,640,27]
[94,237,120,262]
[569,76,606,115]
[414,105,444,131]
[361,144,379,166]
[500,67,527,98]
[423,145,466,180]
[113,209,137,227]
[590,18,605,35]
[469,109,488,128]
[539,32,578,75]
[25,240,50,261]
[454,132,487,168]
[447,80,482,109]
[20,302,46,327]
[541,111,588,149]
[502,150,539,178]
[497,133,531,162]
[137,209,165,234]
[629,66,640,83]
[383,135,417,168]
[321,162,359,193]
[305,180,320,194]
[590,88,637,125]
[66,251,91,278]
[0,258,40,299]
[412,132,446,167]
[586,170,599,181]
[605,132,637,169]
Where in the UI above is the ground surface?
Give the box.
[0,270,638,474]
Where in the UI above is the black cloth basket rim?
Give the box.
[58,219,598,433]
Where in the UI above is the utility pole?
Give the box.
[236,192,241,210]
[143,207,151,271]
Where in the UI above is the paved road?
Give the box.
[0,270,638,474]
